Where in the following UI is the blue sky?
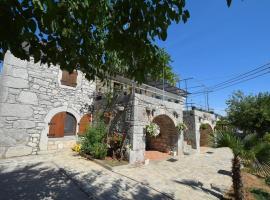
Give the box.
[157,0,270,115]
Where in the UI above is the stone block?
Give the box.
[4,128,28,144]
[129,149,145,164]
[18,91,38,105]
[0,87,8,103]
[8,88,20,95]
[13,120,35,129]
[9,68,28,79]
[2,76,29,88]
[32,84,40,89]
[0,103,33,117]
[5,145,32,158]
[0,134,16,146]
[4,52,27,68]
[33,78,49,86]
[27,142,37,147]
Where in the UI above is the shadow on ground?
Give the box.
[174,179,223,199]
[0,162,170,200]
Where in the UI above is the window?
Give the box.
[48,112,77,138]
[61,70,78,87]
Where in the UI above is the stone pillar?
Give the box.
[128,94,146,164]
[177,131,184,155]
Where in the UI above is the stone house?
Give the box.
[0,52,187,163]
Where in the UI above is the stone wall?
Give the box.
[129,93,184,164]
[183,108,219,151]
[0,52,95,158]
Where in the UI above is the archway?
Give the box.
[48,112,77,137]
[146,114,178,153]
[78,114,92,135]
[199,123,213,147]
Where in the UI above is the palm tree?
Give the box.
[213,132,270,200]
[213,132,244,200]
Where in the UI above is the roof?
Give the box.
[146,80,189,97]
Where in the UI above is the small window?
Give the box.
[61,70,78,87]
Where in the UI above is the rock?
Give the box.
[27,142,37,147]
[53,102,62,107]
[5,145,32,158]
[2,76,29,88]
[13,120,35,129]
[33,78,49,86]
[18,91,38,105]
[0,103,33,117]
[31,134,40,138]
[32,84,40,89]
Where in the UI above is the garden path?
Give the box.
[0,147,232,200]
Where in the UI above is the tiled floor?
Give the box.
[144,151,170,161]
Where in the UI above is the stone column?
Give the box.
[177,131,184,155]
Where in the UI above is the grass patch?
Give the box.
[250,188,270,200]
[265,177,270,186]
[101,157,129,167]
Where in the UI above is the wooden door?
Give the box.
[78,114,92,135]
[48,112,66,137]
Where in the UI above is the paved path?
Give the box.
[0,148,232,200]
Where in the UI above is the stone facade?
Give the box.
[183,108,219,152]
[0,52,95,158]
[0,52,185,164]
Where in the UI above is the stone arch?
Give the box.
[39,106,80,151]
[199,123,213,147]
[150,108,178,126]
[146,114,178,153]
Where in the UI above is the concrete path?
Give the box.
[0,147,232,200]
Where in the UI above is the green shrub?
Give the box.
[89,143,108,159]
[80,122,108,159]
[265,177,270,186]
[263,133,270,143]
[250,188,270,200]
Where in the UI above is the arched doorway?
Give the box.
[146,115,178,153]
[78,114,92,135]
[48,112,77,137]
[200,123,213,146]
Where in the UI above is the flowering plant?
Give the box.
[176,122,188,132]
[146,123,160,137]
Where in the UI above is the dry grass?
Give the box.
[223,171,270,200]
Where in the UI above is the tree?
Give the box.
[226,91,270,137]
[214,132,270,200]
[0,0,232,83]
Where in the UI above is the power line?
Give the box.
[209,70,270,92]
[190,62,270,95]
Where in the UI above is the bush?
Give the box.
[89,143,108,159]
[265,177,270,186]
[80,122,108,159]
[250,188,270,200]
[263,133,270,143]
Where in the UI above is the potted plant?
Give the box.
[146,123,160,137]
[176,122,188,133]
